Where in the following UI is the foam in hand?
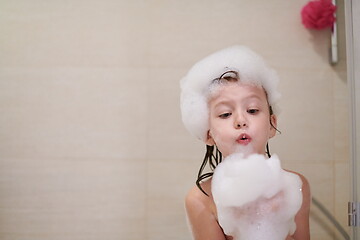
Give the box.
[212,153,302,240]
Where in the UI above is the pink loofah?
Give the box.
[301,0,336,30]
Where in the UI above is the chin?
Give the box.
[233,144,254,157]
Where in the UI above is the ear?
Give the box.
[205,130,215,146]
[269,114,278,138]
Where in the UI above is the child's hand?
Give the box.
[216,188,298,240]
[212,153,303,240]
[229,191,284,220]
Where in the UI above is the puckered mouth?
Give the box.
[236,133,251,145]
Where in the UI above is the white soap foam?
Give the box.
[212,153,302,240]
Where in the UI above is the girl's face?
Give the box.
[206,82,277,157]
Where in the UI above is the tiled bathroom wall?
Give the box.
[0,0,349,239]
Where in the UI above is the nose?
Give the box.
[234,113,247,129]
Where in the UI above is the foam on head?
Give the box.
[180,45,281,142]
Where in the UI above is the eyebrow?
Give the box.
[213,94,262,106]
[212,101,231,110]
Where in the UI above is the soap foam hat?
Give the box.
[180,45,281,142]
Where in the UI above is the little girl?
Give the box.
[180,46,310,240]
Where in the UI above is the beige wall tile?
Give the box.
[0,1,150,68]
[0,67,148,160]
[0,158,146,239]
[147,67,205,161]
[333,70,350,163]
[271,69,335,164]
[335,162,351,236]
[147,159,195,240]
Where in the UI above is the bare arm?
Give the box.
[185,186,227,240]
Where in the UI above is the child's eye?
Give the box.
[219,112,232,118]
[247,109,259,114]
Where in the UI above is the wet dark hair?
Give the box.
[195,70,281,196]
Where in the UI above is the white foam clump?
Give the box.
[212,153,302,240]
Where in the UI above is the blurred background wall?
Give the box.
[0,0,349,239]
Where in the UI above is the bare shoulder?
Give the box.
[286,170,311,197]
[185,180,213,216]
[185,186,207,209]
[185,180,226,240]
[285,170,311,240]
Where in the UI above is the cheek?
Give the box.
[210,129,223,143]
[209,119,225,138]
[256,119,274,139]
[209,127,230,149]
